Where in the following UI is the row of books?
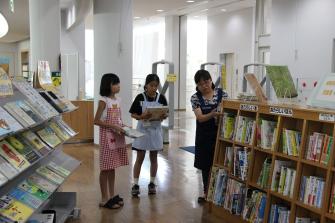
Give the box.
[242,190,266,222]
[0,161,71,222]
[0,119,76,187]
[233,147,249,181]
[271,160,296,198]
[235,116,256,145]
[299,176,325,208]
[295,218,319,223]
[269,204,290,223]
[257,119,277,150]
[257,158,272,189]
[306,132,333,165]
[221,113,236,140]
[282,128,301,157]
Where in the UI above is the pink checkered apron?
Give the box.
[99,101,129,170]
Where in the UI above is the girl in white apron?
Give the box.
[94,73,129,209]
[129,74,168,196]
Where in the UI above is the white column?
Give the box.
[29,0,61,72]
[94,0,133,143]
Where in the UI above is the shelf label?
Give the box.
[166,74,177,83]
[269,107,293,116]
[240,104,258,112]
[319,113,335,122]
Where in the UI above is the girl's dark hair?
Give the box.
[100,73,120,96]
[194,69,215,91]
[144,74,160,91]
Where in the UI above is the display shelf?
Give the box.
[326,213,335,221]
[254,147,274,155]
[270,190,293,203]
[274,151,299,162]
[248,181,268,193]
[301,159,328,170]
[296,201,322,215]
[218,137,234,144]
[229,174,246,184]
[213,163,230,172]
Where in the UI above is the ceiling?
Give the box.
[0,0,255,43]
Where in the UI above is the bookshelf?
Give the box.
[210,99,335,223]
[0,79,80,223]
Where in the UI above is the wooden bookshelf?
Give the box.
[210,100,335,223]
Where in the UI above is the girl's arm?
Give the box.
[193,107,220,123]
[94,100,125,133]
[131,111,152,121]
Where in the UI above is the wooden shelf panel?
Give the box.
[213,164,230,172]
[301,159,328,170]
[248,182,268,193]
[254,147,274,155]
[210,204,248,223]
[229,174,247,183]
[274,151,299,162]
[325,213,335,221]
[219,137,234,144]
[234,141,253,148]
[270,190,294,203]
[295,201,322,215]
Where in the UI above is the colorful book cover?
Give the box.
[36,166,64,185]
[0,141,30,171]
[0,107,23,137]
[18,180,50,201]
[0,156,18,180]
[37,127,62,148]
[47,161,70,178]
[48,121,71,141]
[27,174,58,193]
[0,195,33,223]
[6,137,41,164]
[8,188,43,209]
[22,131,51,156]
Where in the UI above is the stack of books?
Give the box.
[282,129,301,157]
[271,160,296,198]
[299,176,325,208]
[306,132,333,165]
[235,116,256,145]
[257,158,272,189]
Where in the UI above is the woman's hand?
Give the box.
[159,113,168,121]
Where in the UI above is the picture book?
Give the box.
[37,127,62,148]
[0,195,33,223]
[0,156,18,179]
[8,188,43,209]
[266,65,298,98]
[46,162,70,178]
[47,91,77,112]
[0,107,23,137]
[13,100,43,124]
[48,121,71,141]
[37,61,55,91]
[55,120,76,137]
[18,180,50,201]
[36,166,64,185]
[0,171,8,187]
[307,73,335,109]
[122,127,145,138]
[22,131,51,156]
[0,71,13,97]
[145,106,169,121]
[38,92,63,113]
[44,91,68,112]
[27,174,58,193]
[4,102,36,127]
[0,141,30,171]
[6,136,41,164]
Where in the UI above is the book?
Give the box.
[47,91,77,111]
[54,119,76,137]
[307,73,335,109]
[244,73,268,103]
[307,132,333,165]
[269,204,290,223]
[36,166,64,185]
[282,129,301,157]
[18,180,50,201]
[13,100,43,124]
[0,107,23,137]
[0,195,33,223]
[6,136,41,164]
[44,91,68,112]
[233,147,249,181]
[0,156,18,179]
[22,131,51,156]
[258,119,277,150]
[207,167,219,202]
[4,102,36,127]
[38,91,63,113]
[235,116,256,145]
[145,106,169,121]
[221,113,236,140]
[0,172,8,187]
[224,147,233,168]
[27,174,58,193]
[223,178,246,215]
[300,175,324,208]
[257,157,272,189]
[0,72,13,97]
[46,161,71,178]
[48,121,71,141]
[0,140,30,171]
[213,169,228,206]
[271,160,292,192]
[36,127,62,148]
[8,188,43,209]
[242,190,267,222]
[122,126,145,138]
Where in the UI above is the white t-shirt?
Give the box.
[100,96,121,121]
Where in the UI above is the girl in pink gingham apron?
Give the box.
[94,73,129,209]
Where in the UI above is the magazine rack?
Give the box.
[210,99,335,223]
[0,82,81,222]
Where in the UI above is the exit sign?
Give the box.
[9,0,14,13]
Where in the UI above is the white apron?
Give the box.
[132,93,163,151]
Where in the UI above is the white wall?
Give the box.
[207,8,255,95]
[271,0,335,79]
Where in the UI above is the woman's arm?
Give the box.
[94,100,125,133]
[193,107,220,123]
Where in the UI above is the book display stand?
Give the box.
[209,99,335,223]
[0,79,81,223]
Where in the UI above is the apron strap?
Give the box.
[155,93,160,103]
[142,93,148,102]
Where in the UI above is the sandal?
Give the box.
[114,195,124,206]
[103,197,121,209]
[99,200,108,207]
[198,196,206,204]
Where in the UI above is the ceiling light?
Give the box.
[156,9,164,12]
[194,16,199,18]
[186,0,195,2]
[134,17,141,19]
[201,8,208,12]
[221,8,227,12]
[0,13,9,38]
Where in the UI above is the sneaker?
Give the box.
[131,184,140,197]
[148,182,156,195]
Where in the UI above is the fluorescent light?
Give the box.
[221,8,227,12]
[134,17,141,19]
[0,13,9,38]
[156,9,164,12]
[194,16,199,18]
[201,8,208,12]
[186,0,195,2]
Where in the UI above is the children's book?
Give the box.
[0,156,18,179]
[22,131,51,156]
[0,107,23,137]
[38,92,63,113]
[27,174,58,193]
[18,180,50,201]
[0,171,8,187]
[8,188,43,209]
[46,162,71,178]
[36,166,64,185]
[0,195,33,223]
[6,137,41,164]
[48,121,71,141]
[0,141,30,171]
[37,127,62,148]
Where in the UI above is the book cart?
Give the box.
[209,99,335,223]
[0,80,81,223]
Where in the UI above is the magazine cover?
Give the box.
[27,174,58,193]
[0,141,30,171]
[21,131,51,156]
[4,102,36,127]
[14,100,43,123]
[55,120,76,137]
[0,107,23,137]
[36,166,64,185]
[48,121,71,141]
[6,136,41,164]
[18,180,50,201]
[8,188,43,209]
[0,195,33,223]
[47,161,70,178]
[37,127,62,148]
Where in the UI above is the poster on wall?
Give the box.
[0,53,15,77]
[307,73,335,109]
[51,72,61,87]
